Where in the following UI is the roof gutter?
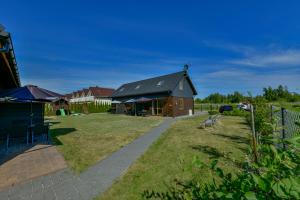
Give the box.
[0,28,21,87]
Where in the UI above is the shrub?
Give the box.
[68,102,111,114]
[208,110,219,115]
[222,109,248,117]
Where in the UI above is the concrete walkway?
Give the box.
[0,144,67,191]
[0,113,205,200]
[0,118,174,200]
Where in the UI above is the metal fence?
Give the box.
[271,106,300,140]
[194,104,222,112]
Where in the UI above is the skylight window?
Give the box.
[156,80,164,86]
[135,85,141,90]
[119,87,125,92]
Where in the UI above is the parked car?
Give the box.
[237,103,251,111]
[219,105,233,113]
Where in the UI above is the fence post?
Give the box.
[250,104,258,162]
[270,105,273,122]
[281,107,286,149]
[210,104,212,111]
[201,104,203,112]
[251,105,257,142]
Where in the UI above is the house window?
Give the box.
[179,79,184,90]
[178,98,184,110]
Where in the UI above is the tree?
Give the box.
[263,86,277,101]
[202,93,227,103]
[228,91,244,103]
[195,98,202,104]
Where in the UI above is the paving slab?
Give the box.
[0,144,67,191]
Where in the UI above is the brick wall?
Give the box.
[172,97,194,117]
[162,97,194,117]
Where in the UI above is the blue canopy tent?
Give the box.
[0,84,61,123]
[123,97,153,116]
[135,97,152,103]
[0,85,61,149]
[125,98,136,103]
[0,85,61,101]
[124,98,137,115]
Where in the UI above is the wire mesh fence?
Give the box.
[194,104,222,111]
[271,105,300,140]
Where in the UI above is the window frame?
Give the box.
[178,98,184,110]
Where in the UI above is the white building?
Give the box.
[66,86,115,104]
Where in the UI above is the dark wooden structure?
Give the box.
[111,70,197,117]
[0,102,45,131]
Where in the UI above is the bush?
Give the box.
[222,109,248,117]
[208,110,219,115]
[245,102,273,136]
[69,102,111,114]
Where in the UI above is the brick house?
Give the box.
[111,70,197,117]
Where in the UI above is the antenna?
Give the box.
[183,63,190,71]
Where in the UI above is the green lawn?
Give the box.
[50,113,164,173]
[272,102,300,113]
[98,115,251,200]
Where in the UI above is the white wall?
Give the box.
[69,96,112,105]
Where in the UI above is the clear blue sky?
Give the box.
[2,0,300,98]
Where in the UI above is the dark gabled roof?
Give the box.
[112,71,197,98]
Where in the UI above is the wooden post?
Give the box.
[200,104,203,112]
[251,104,258,163]
[251,105,256,141]
[281,107,286,149]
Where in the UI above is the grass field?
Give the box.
[98,115,251,200]
[281,103,300,112]
[271,102,300,113]
[50,113,163,173]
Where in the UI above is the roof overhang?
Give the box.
[185,74,198,95]
[0,25,21,89]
